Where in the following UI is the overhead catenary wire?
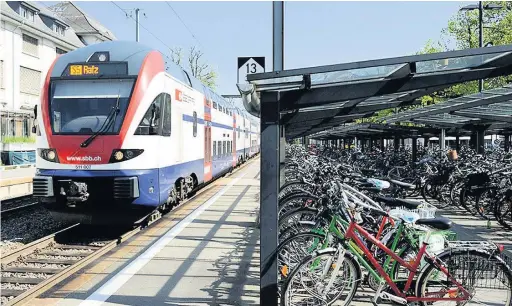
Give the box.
[110,1,174,52]
[164,2,205,50]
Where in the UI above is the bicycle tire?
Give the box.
[416,248,512,306]
[280,248,361,306]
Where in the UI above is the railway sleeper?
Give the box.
[1,267,61,274]
[24,258,78,265]
[37,250,90,257]
[1,289,25,297]
[1,277,43,285]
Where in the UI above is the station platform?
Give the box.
[30,158,260,306]
[0,165,35,201]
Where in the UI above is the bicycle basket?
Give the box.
[466,172,490,187]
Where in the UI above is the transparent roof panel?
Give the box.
[415,53,499,73]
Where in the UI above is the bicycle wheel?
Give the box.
[416,248,512,306]
[277,232,329,290]
[281,248,360,306]
[475,188,497,219]
[494,194,512,230]
[279,207,320,236]
[279,195,319,218]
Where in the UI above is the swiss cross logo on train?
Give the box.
[175,89,183,102]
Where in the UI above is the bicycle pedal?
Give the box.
[379,292,407,305]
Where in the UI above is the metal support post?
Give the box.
[424,137,429,148]
[260,2,284,304]
[412,138,417,163]
[260,92,280,306]
[455,135,460,152]
[135,8,140,42]
[504,134,510,152]
[440,129,446,156]
[380,138,384,151]
[478,1,483,92]
[477,129,485,155]
[394,137,399,152]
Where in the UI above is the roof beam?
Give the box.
[248,44,512,82]
[385,86,512,123]
[453,111,512,123]
[279,66,512,111]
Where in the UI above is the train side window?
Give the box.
[223,141,226,156]
[213,102,217,109]
[192,111,197,137]
[218,141,222,156]
[213,141,217,158]
[162,94,171,136]
[135,93,164,135]
[237,127,240,139]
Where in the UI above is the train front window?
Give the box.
[49,79,134,134]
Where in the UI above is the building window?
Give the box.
[22,34,38,57]
[20,67,41,96]
[19,5,35,22]
[53,24,65,36]
[56,47,67,55]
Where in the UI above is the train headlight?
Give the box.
[114,151,124,161]
[109,149,144,163]
[38,148,59,163]
[47,150,56,161]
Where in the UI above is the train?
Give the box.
[32,41,260,225]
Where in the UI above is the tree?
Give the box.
[366,1,512,124]
[169,46,217,89]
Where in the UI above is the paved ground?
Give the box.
[31,158,260,306]
[440,206,512,258]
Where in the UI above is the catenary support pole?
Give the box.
[135,8,140,42]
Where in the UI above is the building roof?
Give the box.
[48,1,116,41]
[2,1,85,48]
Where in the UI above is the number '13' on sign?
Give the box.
[246,63,257,73]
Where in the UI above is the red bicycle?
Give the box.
[281,211,512,306]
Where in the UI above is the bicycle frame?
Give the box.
[344,220,471,302]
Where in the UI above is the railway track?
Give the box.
[0,157,258,305]
[0,223,140,305]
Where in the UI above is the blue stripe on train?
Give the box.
[37,155,237,207]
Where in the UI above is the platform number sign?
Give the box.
[237,57,265,83]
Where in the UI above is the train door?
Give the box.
[232,112,237,167]
[203,96,212,182]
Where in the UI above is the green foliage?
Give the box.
[169,46,218,90]
[2,136,36,144]
[368,1,512,124]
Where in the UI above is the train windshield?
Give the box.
[49,79,134,135]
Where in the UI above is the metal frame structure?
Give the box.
[250,44,512,306]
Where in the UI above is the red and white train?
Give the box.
[33,41,259,224]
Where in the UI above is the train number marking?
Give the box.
[75,165,92,170]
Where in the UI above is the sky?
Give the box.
[42,1,467,95]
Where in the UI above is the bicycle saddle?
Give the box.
[415,216,452,230]
[388,179,416,189]
[376,196,420,210]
